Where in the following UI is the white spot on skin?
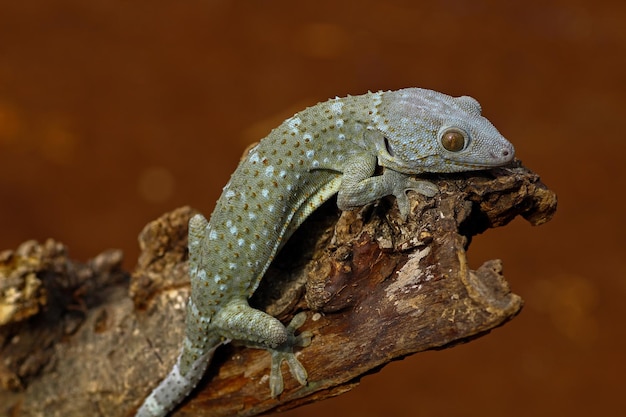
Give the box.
[265,165,275,177]
[330,101,343,115]
[248,212,257,220]
[250,243,257,251]
[224,189,236,199]
[238,238,245,246]
[306,150,315,159]
[312,160,320,168]
[229,226,238,235]
[336,119,344,128]
[370,91,383,106]
[279,170,287,178]
[269,205,275,213]
[370,92,388,129]
[303,133,312,141]
[213,274,221,283]
[262,189,269,198]
[287,116,302,133]
[208,230,217,240]
[249,152,260,164]
[338,134,346,141]
[228,263,237,270]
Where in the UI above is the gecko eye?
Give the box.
[384,137,395,157]
[441,128,467,152]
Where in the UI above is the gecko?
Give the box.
[135,88,515,416]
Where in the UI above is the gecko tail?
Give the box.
[134,346,216,417]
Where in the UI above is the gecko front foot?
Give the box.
[387,171,439,220]
[269,312,312,397]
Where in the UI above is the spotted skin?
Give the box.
[135,88,515,416]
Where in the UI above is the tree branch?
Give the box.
[0,162,557,417]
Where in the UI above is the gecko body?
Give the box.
[135,88,514,416]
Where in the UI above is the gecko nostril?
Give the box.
[491,149,511,160]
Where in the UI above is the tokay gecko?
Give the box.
[135,88,515,416]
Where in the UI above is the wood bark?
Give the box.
[0,162,557,416]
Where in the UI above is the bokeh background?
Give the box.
[1,1,624,416]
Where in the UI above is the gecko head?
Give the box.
[372,88,515,174]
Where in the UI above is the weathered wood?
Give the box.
[0,162,556,417]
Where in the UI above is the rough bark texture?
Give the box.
[0,162,557,417]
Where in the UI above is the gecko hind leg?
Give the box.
[214,300,312,397]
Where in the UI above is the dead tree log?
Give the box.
[0,162,557,417]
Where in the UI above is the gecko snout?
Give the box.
[489,144,515,165]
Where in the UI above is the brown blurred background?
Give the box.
[0,1,624,416]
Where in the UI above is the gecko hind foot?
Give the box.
[269,312,312,397]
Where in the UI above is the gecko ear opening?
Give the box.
[384,137,395,157]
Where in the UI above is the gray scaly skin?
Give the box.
[135,88,515,416]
